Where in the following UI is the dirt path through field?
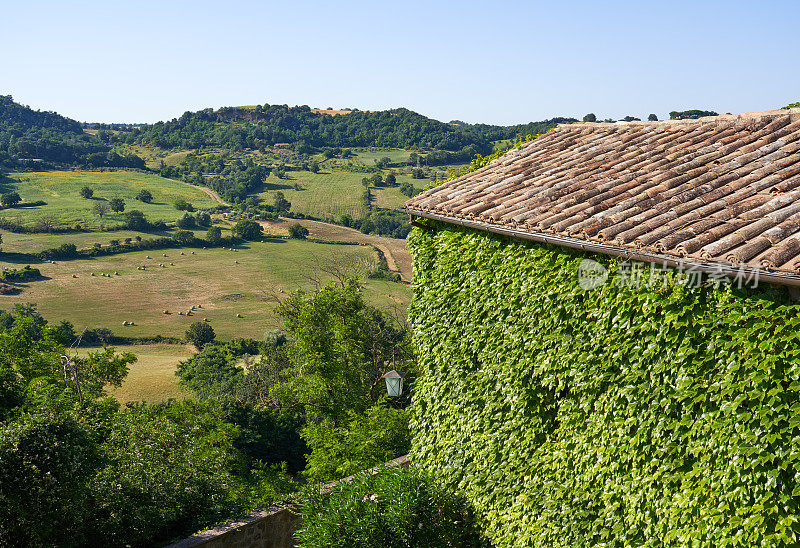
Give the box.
[260,218,413,282]
[167,178,230,206]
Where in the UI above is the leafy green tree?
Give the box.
[234,218,263,240]
[108,198,125,212]
[79,186,93,199]
[648,113,659,121]
[288,223,310,240]
[302,405,410,483]
[135,189,153,203]
[93,202,109,218]
[174,198,194,211]
[196,212,212,226]
[1,191,21,208]
[411,168,425,179]
[399,181,418,198]
[172,230,195,246]
[273,192,291,213]
[0,414,101,544]
[176,213,196,229]
[669,109,718,120]
[385,172,396,186]
[186,321,216,349]
[124,210,149,231]
[275,281,407,424]
[206,225,223,244]
[582,113,597,122]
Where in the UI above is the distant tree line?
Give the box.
[0,96,144,169]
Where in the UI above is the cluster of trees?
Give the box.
[0,304,301,546]
[176,280,414,486]
[0,96,144,169]
[159,154,271,203]
[338,209,411,239]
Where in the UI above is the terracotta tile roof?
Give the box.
[403,109,800,279]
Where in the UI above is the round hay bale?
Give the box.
[235,260,239,264]
[163,253,168,257]
[170,262,174,266]
[90,272,95,276]
[191,251,195,255]
[180,252,185,255]
[196,304,202,308]
[203,318,209,322]
[236,313,242,318]
[114,272,119,275]
[178,311,184,315]
[122,321,128,326]
[163,310,169,314]
[146,256,152,259]
[72,274,78,278]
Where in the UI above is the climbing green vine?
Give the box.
[408,224,800,547]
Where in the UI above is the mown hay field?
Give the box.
[0,238,410,340]
[86,343,194,403]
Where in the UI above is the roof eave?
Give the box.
[402,208,800,288]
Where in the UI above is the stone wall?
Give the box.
[167,455,410,548]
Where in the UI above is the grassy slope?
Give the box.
[0,238,410,340]
[2,171,219,228]
[1,227,231,256]
[352,148,412,166]
[256,170,424,219]
[89,343,193,403]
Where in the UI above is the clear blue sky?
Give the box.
[2,0,797,125]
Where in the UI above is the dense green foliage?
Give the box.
[130,105,570,154]
[0,96,143,168]
[0,306,297,546]
[783,102,800,110]
[669,109,719,119]
[296,464,483,548]
[176,282,413,484]
[409,223,800,547]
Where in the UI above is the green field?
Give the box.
[257,170,421,219]
[88,343,193,403]
[2,171,220,228]
[0,238,410,340]
[353,148,412,166]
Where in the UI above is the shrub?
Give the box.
[79,186,93,199]
[288,223,309,240]
[174,198,194,212]
[135,189,153,203]
[176,213,196,229]
[172,230,195,246]
[399,181,418,198]
[186,321,215,349]
[302,405,410,483]
[196,212,212,227]
[295,465,482,548]
[1,192,21,208]
[206,226,223,245]
[108,198,125,212]
[233,219,263,241]
[124,210,149,231]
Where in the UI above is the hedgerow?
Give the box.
[408,223,800,547]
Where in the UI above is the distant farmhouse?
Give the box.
[403,109,800,546]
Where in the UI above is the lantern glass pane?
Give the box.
[385,377,402,397]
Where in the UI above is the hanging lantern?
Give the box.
[381,370,406,397]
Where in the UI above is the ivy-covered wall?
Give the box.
[408,223,800,547]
